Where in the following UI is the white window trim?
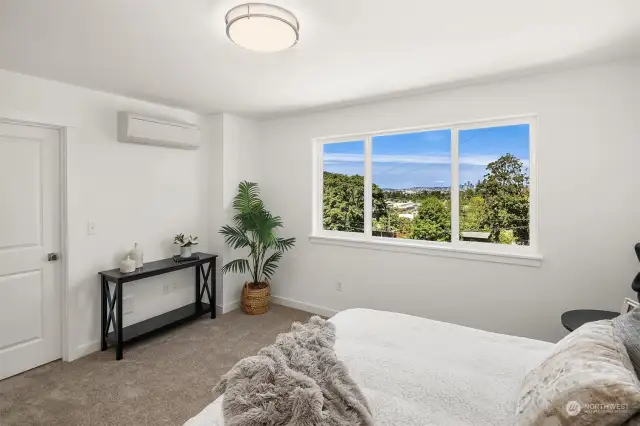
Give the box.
[311,114,541,267]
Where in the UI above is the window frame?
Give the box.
[311,114,540,266]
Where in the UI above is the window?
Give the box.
[372,130,451,242]
[314,115,537,259]
[322,140,365,233]
[459,124,530,246]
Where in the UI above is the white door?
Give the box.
[0,121,62,380]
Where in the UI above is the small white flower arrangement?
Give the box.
[173,233,199,247]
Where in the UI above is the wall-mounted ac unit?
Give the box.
[117,112,200,150]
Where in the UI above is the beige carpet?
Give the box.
[0,305,313,426]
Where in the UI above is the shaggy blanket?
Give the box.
[214,316,374,426]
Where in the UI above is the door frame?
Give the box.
[0,117,71,362]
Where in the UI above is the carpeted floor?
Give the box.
[0,305,313,426]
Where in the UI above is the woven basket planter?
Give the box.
[242,282,270,315]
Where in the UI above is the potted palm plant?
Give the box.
[220,181,295,315]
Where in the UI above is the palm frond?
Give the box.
[267,214,283,229]
[234,207,271,231]
[232,211,259,233]
[233,181,263,214]
[219,225,251,249]
[274,237,296,252]
[261,251,283,281]
[221,258,251,275]
[255,217,278,247]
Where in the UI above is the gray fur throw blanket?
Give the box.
[214,316,374,426]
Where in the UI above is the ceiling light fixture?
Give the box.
[225,3,299,52]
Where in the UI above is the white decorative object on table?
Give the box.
[174,233,199,258]
[180,246,192,258]
[129,243,144,268]
[119,255,136,273]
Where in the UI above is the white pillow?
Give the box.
[516,320,640,426]
[613,308,640,378]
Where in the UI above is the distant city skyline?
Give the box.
[323,124,530,189]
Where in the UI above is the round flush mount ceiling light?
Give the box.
[225,3,299,52]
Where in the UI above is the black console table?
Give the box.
[98,252,217,360]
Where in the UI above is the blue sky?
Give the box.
[323,124,529,189]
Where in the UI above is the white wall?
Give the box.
[0,70,210,360]
[257,60,640,343]
[203,113,225,311]
[204,113,261,309]
[221,115,261,306]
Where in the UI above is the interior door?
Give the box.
[0,121,62,380]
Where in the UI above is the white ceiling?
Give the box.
[0,0,639,117]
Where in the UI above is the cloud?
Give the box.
[373,154,452,164]
[324,153,365,162]
[324,152,529,167]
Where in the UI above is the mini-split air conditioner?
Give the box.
[117,112,200,150]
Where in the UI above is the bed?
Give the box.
[185,308,554,426]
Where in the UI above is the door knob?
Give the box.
[47,253,59,262]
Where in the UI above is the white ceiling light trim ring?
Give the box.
[225,3,299,52]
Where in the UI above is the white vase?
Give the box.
[129,243,144,268]
[180,246,192,258]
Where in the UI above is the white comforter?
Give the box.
[185,308,553,426]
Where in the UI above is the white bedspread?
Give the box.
[184,308,553,426]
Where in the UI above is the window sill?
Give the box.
[308,235,543,267]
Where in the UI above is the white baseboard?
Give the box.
[218,301,240,314]
[271,295,338,318]
[71,340,100,361]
